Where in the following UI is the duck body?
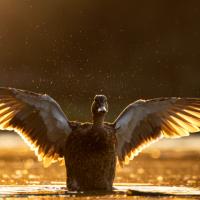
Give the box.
[65,123,116,191]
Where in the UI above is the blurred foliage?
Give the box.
[0,0,200,121]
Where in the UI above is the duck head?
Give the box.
[91,95,108,126]
[92,95,108,115]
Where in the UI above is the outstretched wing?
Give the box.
[114,97,200,165]
[0,87,72,167]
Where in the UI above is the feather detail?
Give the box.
[114,98,200,164]
[0,87,73,167]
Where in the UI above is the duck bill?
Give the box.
[97,106,107,113]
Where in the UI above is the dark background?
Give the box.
[0,0,200,121]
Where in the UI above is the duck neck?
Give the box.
[92,114,105,128]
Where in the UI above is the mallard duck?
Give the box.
[0,87,200,191]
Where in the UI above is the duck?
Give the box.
[0,87,200,191]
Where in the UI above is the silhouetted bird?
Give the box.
[0,87,200,191]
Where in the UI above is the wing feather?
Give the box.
[114,97,200,165]
[0,87,73,167]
